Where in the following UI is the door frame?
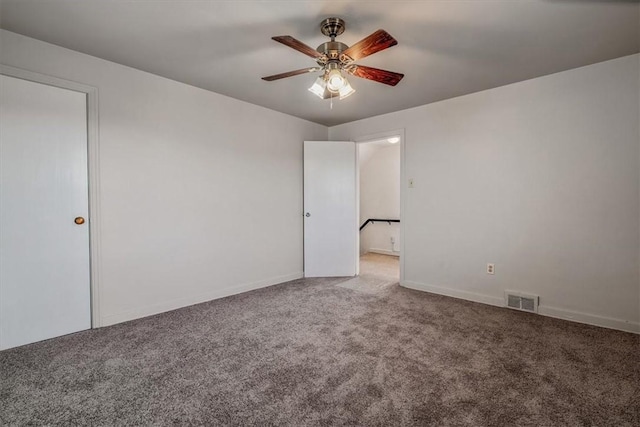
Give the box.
[355,129,406,283]
[1,64,103,328]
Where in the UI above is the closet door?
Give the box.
[1,74,91,350]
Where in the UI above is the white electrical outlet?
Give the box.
[487,263,495,275]
[390,237,395,244]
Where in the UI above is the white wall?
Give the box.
[358,143,400,256]
[331,54,640,333]
[0,30,327,326]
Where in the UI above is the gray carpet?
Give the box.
[1,259,639,425]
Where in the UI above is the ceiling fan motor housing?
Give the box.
[316,41,349,62]
[318,18,349,66]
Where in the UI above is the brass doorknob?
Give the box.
[74,217,85,225]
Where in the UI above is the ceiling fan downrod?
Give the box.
[317,17,349,65]
[320,17,345,41]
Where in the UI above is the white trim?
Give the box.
[402,280,639,334]
[354,141,360,276]
[367,249,400,257]
[402,280,504,307]
[354,129,406,282]
[0,64,103,328]
[538,305,639,334]
[399,131,406,284]
[101,271,304,327]
[349,141,360,276]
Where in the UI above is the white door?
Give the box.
[0,74,91,350]
[304,141,357,277]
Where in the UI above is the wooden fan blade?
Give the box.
[272,36,324,59]
[262,67,320,81]
[341,29,397,62]
[348,65,404,86]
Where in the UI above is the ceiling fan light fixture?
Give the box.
[308,76,327,98]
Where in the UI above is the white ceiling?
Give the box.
[1,1,638,126]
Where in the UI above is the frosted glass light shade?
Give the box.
[338,81,355,99]
[326,69,346,92]
[308,77,327,99]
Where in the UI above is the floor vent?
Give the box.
[504,290,539,313]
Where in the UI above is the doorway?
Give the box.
[356,133,402,286]
[302,132,404,283]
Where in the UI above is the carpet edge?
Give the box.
[402,280,640,334]
[99,271,304,327]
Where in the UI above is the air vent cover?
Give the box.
[504,290,539,313]
[507,294,521,309]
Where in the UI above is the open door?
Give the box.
[304,141,357,277]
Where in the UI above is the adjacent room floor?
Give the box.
[337,252,399,295]
[1,261,638,426]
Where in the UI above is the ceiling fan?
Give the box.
[262,18,404,100]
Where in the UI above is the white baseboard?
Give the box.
[402,280,503,307]
[401,280,639,334]
[367,248,400,257]
[538,305,639,334]
[100,271,303,327]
